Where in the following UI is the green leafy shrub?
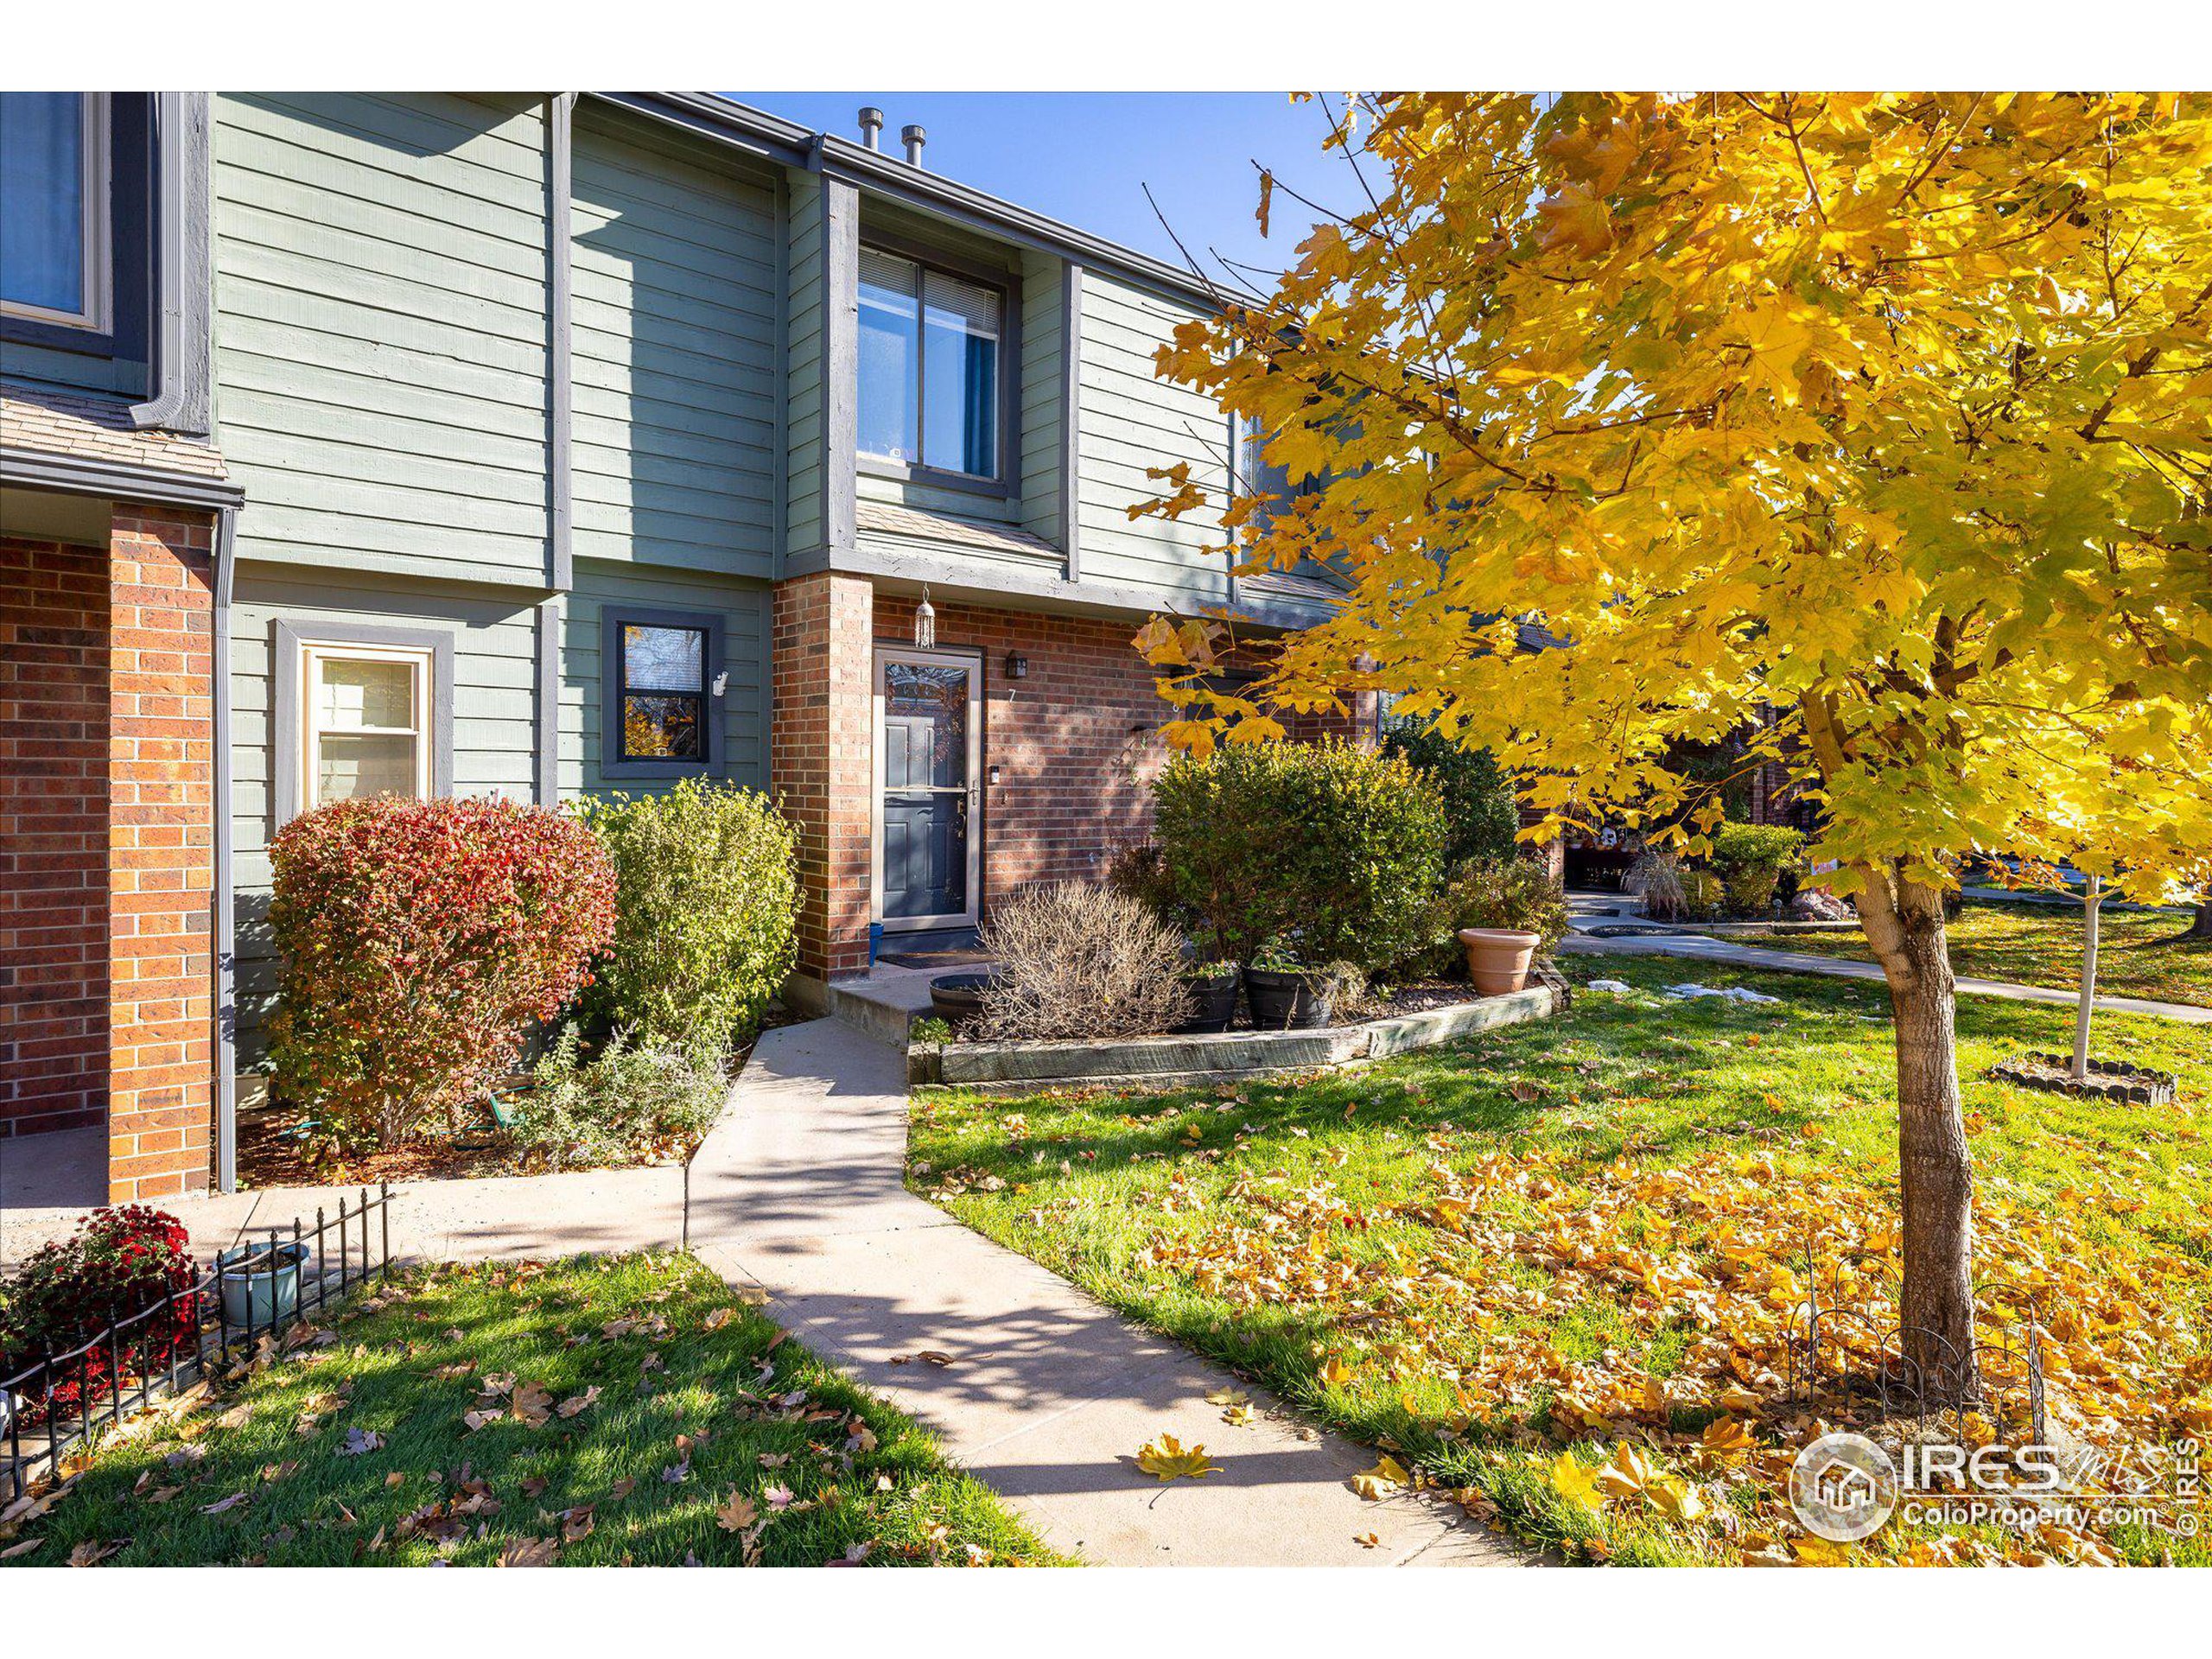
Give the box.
[270,797,616,1150]
[573,780,799,1053]
[1413,856,1571,972]
[908,1016,955,1046]
[1679,867,1727,919]
[1707,823,1806,918]
[1104,841,1180,924]
[1151,738,1446,972]
[1381,723,1521,868]
[512,1027,728,1171]
[1446,857,1573,949]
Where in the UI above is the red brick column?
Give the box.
[0,537,111,1140]
[105,506,217,1200]
[771,572,874,986]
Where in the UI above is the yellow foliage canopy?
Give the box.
[1145,92,2212,902]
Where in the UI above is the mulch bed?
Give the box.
[233,1109,699,1190]
[1359,980,1492,1019]
[232,1014,800,1191]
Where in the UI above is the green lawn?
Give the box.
[1738,899,2212,1007]
[0,1254,1058,1567]
[907,955,2211,1567]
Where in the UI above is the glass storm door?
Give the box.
[874,647,982,931]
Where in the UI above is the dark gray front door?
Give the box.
[877,653,977,927]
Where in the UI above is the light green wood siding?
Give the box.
[1017,252,1066,551]
[1076,270,1230,603]
[569,107,780,580]
[560,558,772,797]
[227,564,544,1061]
[212,92,552,588]
[785,172,825,560]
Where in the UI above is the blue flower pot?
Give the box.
[216,1242,312,1328]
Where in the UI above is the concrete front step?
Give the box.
[823,963,944,1047]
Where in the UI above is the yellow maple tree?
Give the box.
[1140,92,2212,1398]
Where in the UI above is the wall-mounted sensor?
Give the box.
[711,671,728,697]
[988,764,1001,785]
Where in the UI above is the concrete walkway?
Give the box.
[4,1023,1524,1566]
[1555,929,2212,1025]
[686,1018,1521,1568]
[0,1147,683,1273]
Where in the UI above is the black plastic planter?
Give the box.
[1243,966,1334,1030]
[1175,969,1242,1033]
[929,971,1006,1030]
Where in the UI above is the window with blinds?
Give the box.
[857,246,1001,480]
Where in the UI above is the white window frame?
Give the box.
[298,640,435,811]
[0,92,111,333]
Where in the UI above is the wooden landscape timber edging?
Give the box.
[907,985,1559,1090]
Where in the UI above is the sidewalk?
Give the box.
[686,1019,1522,1568]
[0,1149,684,1273]
[1556,922,2212,1025]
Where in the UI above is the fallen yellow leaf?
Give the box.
[1351,1453,1412,1500]
[1550,1451,1605,1517]
[1135,1433,1222,1481]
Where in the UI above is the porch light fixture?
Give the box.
[1004,652,1027,680]
[913,587,936,649]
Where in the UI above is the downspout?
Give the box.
[213,505,238,1192]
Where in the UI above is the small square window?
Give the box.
[0,92,110,331]
[301,644,431,809]
[617,622,708,763]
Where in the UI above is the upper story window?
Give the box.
[858,246,1001,482]
[0,92,110,331]
[1236,418,1302,522]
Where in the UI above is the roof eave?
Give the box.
[594,92,1224,310]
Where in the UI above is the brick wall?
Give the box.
[771,575,1376,982]
[771,573,876,982]
[105,507,216,1200]
[872,593,1375,915]
[0,537,111,1140]
[873,594,1173,911]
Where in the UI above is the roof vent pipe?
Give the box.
[902,124,926,168]
[858,107,884,150]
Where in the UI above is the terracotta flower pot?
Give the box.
[1458,928,1541,995]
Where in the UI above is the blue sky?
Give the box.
[725,92,1357,283]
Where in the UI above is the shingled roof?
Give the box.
[0,379,227,482]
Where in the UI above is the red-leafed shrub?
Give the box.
[0,1206,198,1414]
[268,796,617,1149]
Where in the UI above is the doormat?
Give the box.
[879,949,996,969]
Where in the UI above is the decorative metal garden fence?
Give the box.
[1782,1232,2049,1447]
[1,1183,394,1506]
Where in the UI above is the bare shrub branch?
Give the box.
[977,882,1194,1041]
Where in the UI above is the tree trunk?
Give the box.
[1855,867,1980,1404]
[2190,901,2212,941]
[2072,877,2102,1082]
